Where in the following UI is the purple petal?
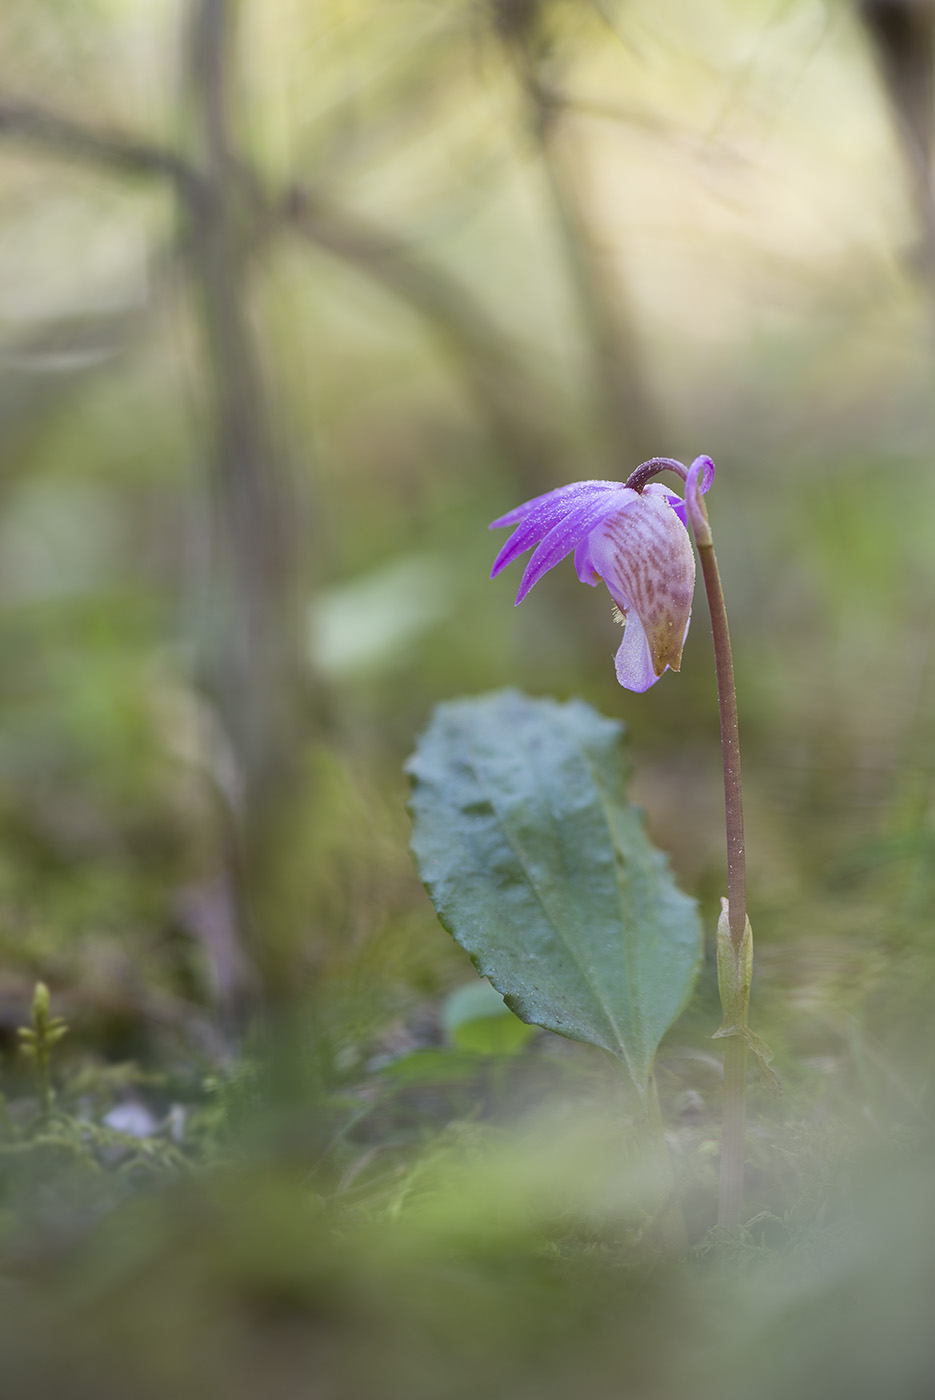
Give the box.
[490,498,580,580]
[573,537,600,586]
[663,456,714,525]
[683,455,715,543]
[489,479,622,532]
[489,482,623,580]
[515,487,636,604]
[689,455,716,494]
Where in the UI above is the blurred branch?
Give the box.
[0,242,186,478]
[283,184,563,488]
[0,309,143,470]
[0,96,198,192]
[540,86,751,167]
[543,88,679,134]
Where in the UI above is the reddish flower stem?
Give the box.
[693,533,747,951]
[624,456,690,494]
[681,478,748,1232]
[626,458,749,1231]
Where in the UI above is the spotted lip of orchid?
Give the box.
[489,457,715,692]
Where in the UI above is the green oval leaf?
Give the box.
[406,690,702,1095]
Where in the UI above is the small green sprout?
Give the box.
[18,982,69,1116]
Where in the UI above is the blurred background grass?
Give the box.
[0,0,933,1395]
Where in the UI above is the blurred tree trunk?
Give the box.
[858,0,935,273]
[182,0,309,1012]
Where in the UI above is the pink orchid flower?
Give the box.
[489,455,715,691]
